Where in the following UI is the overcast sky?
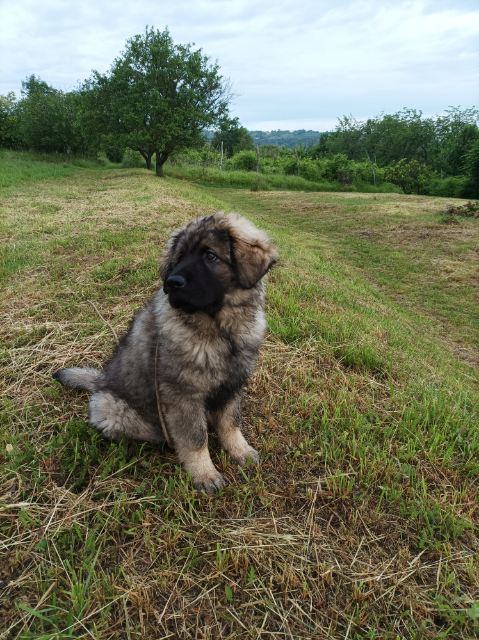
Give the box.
[1,0,478,131]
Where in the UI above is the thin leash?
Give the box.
[154,338,173,448]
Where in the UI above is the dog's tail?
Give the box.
[53,367,103,392]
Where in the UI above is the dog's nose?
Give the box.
[166,274,186,289]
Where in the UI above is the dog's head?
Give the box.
[161,212,277,315]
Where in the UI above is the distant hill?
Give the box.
[249,129,324,148]
[204,129,325,148]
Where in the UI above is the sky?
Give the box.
[1,0,478,131]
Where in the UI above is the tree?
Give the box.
[0,92,18,148]
[463,138,479,197]
[434,107,479,176]
[314,110,437,168]
[16,75,86,154]
[84,27,229,175]
[211,117,253,157]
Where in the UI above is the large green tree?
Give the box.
[84,27,229,175]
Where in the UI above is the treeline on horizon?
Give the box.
[250,130,322,147]
[0,26,478,197]
[204,129,323,147]
[184,107,479,197]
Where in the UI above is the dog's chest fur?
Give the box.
[156,291,265,390]
[101,289,266,425]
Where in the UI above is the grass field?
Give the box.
[0,150,109,192]
[1,158,478,639]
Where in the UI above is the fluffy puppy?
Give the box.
[53,212,277,492]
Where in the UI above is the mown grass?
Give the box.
[1,159,478,639]
[0,150,114,191]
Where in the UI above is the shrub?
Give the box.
[425,176,471,198]
[298,159,322,182]
[230,150,258,171]
[169,148,203,165]
[260,157,285,174]
[384,159,431,194]
[282,157,298,176]
[322,154,355,184]
[282,157,323,181]
[352,161,384,185]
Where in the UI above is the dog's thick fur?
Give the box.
[53,212,277,493]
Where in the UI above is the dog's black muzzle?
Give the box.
[165,274,185,290]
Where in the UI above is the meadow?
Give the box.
[1,154,478,639]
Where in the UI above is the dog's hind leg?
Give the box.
[88,391,162,444]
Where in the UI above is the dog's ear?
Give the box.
[224,213,278,288]
[160,229,183,281]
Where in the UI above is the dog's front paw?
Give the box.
[231,445,260,467]
[193,471,227,494]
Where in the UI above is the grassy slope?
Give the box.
[0,150,111,191]
[1,161,478,639]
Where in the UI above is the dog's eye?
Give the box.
[205,250,220,263]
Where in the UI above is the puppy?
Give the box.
[53,212,277,493]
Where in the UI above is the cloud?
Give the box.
[0,0,478,130]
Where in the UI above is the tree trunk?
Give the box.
[139,150,153,170]
[155,151,168,177]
